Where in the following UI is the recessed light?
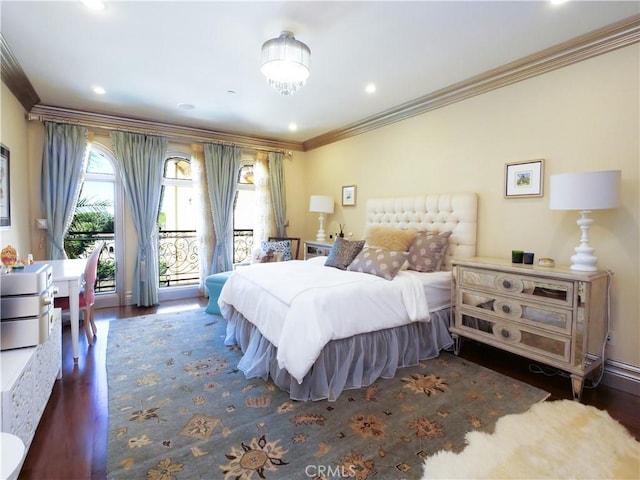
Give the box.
[177,103,195,110]
[82,0,105,11]
[288,123,298,132]
[92,85,106,95]
[365,83,376,94]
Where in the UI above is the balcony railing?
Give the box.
[233,229,254,264]
[158,230,198,287]
[65,229,254,291]
[64,232,115,293]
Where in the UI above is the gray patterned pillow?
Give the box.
[324,237,365,270]
[347,247,409,280]
[407,231,452,273]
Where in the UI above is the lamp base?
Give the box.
[569,211,598,272]
[316,213,327,242]
[570,249,598,271]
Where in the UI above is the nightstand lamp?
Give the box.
[309,195,334,242]
[549,169,620,271]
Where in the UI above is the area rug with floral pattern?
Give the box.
[106,308,549,480]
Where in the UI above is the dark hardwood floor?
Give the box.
[19,298,639,480]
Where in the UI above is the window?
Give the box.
[233,163,255,263]
[65,147,116,293]
[158,157,198,287]
[235,164,255,230]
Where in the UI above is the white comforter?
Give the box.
[218,257,437,383]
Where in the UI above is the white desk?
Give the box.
[34,259,86,361]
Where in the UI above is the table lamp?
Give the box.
[549,170,620,271]
[309,195,334,242]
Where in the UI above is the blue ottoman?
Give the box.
[205,271,233,315]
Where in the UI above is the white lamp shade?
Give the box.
[309,195,334,214]
[549,170,621,211]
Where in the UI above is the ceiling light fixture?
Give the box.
[261,31,310,95]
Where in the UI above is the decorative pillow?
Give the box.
[251,248,266,264]
[364,225,417,252]
[407,231,452,273]
[347,247,409,280]
[324,237,365,270]
[260,240,292,261]
[260,248,285,263]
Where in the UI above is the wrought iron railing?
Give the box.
[64,232,115,293]
[65,229,255,291]
[233,229,254,264]
[158,230,198,287]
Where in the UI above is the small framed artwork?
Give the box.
[0,145,10,228]
[504,159,544,198]
[342,185,356,206]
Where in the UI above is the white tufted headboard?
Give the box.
[365,193,478,270]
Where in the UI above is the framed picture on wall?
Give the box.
[0,145,10,228]
[505,159,544,198]
[342,185,356,206]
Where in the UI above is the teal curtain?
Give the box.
[111,131,167,306]
[40,122,89,259]
[204,144,241,273]
[268,152,287,237]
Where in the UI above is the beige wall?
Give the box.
[302,44,639,369]
[0,83,32,258]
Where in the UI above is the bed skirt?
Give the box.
[224,308,454,402]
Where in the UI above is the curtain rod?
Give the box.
[27,105,303,155]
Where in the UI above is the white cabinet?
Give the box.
[451,257,609,400]
[303,240,333,260]
[1,309,62,449]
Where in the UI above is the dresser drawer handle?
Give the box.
[494,300,523,318]
[495,276,524,293]
[492,324,522,343]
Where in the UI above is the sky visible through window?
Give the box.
[80,150,115,216]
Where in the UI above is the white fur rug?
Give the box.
[422,400,639,479]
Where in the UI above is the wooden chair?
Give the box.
[268,237,301,260]
[54,242,104,344]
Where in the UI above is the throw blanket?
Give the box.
[422,399,640,479]
[219,258,431,383]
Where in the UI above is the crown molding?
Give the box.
[27,105,304,153]
[303,14,640,151]
[0,33,40,111]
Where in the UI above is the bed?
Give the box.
[219,193,478,401]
